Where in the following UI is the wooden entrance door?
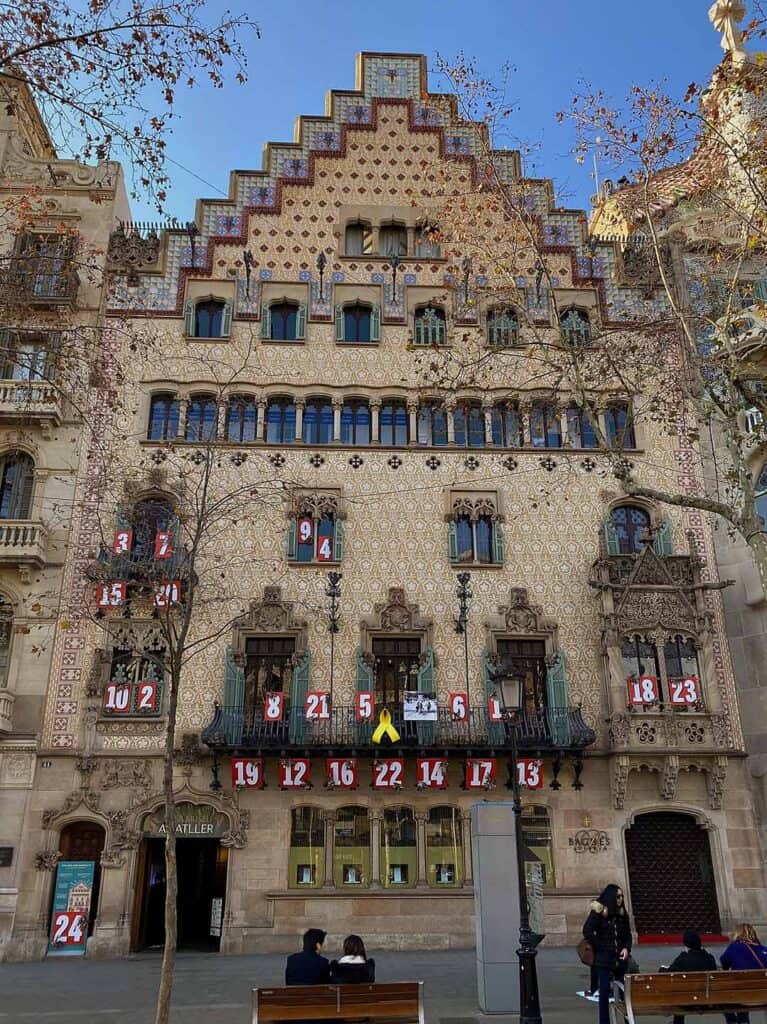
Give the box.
[58,821,105,936]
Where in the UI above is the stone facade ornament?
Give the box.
[360,587,433,653]
[484,587,559,661]
[707,755,728,809]
[42,789,101,829]
[106,224,161,277]
[101,758,153,791]
[612,755,631,810]
[232,586,308,659]
[660,755,680,800]
[35,850,62,871]
[608,713,630,748]
[709,0,748,60]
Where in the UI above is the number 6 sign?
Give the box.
[449,692,468,721]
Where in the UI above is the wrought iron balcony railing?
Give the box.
[95,542,189,581]
[201,702,596,754]
[2,261,80,307]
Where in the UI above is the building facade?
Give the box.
[3,52,766,961]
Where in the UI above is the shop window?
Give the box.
[380,401,409,445]
[333,806,371,887]
[453,402,485,447]
[185,394,217,442]
[345,221,373,257]
[486,309,519,347]
[148,393,180,441]
[226,396,258,442]
[0,451,34,519]
[336,303,380,343]
[414,306,447,346]
[560,308,592,347]
[340,400,371,445]
[530,403,561,448]
[265,398,296,444]
[261,301,306,342]
[380,807,416,888]
[566,405,598,449]
[417,402,448,446]
[426,806,463,888]
[289,807,324,889]
[379,223,407,257]
[605,403,636,449]
[491,403,521,447]
[0,595,13,687]
[610,505,651,554]
[302,398,334,445]
[521,806,555,888]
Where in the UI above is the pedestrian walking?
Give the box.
[582,884,633,1024]
[720,924,767,1024]
[285,928,331,985]
[329,934,376,983]
[660,930,717,1024]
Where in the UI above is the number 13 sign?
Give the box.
[517,759,543,789]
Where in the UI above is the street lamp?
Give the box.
[325,571,342,705]
[497,671,545,1024]
[454,571,472,694]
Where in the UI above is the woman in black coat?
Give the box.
[329,934,375,984]
[582,884,633,1024]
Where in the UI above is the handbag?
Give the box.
[625,955,640,974]
[577,937,595,966]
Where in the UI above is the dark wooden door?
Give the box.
[58,821,105,936]
[625,812,721,935]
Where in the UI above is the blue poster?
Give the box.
[47,861,95,957]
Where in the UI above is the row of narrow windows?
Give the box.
[148,395,635,448]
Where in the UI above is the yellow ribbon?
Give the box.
[371,708,401,744]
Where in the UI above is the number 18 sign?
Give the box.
[48,860,95,957]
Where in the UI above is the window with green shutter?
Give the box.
[545,649,571,745]
[289,648,311,744]
[652,516,673,557]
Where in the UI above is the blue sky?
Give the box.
[125,0,725,224]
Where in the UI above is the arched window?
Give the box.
[605,403,636,449]
[379,222,407,257]
[610,505,651,554]
[131,498,174,563]
[339,304,378,344]
[0,595,13,688]
[622,635,662,690]
[302,398,334,445]
[417,402,448,446]
[295,508,339,563]
[454,402,485,448]
[227,396,257,442]
[491,403,521,447]
[521,806,555,888]
[265,398,296,444]
[345,221,372,257]
[380,401,409,446]
[333,806,371,887]
[560,308,592,346]
[566,405,598,448]
[530,403,561,448]
[148,394,179,441]
[0,452,34,519]
[340,400,370,446]
[415,223,441,259]
[185,394,217,442]
[756,463,767,528]
[380,807,416,888]
[487,309,519,347]
[664,636,700,688]
[289,807,324,888]
[414,306,447,346]
[426,806,463,887]
[450,498,502,565]
[194,299,225,339]
[269,301,300,341]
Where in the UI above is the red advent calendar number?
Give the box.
[326,758,357,788]
[316,535,333,562]
[465,758,497,789]
[51,911,85,946]
[154,580,181,608]
[628,675,660,705]
[297,517,314,544]
[154,531,173,559]
[670,677,700,706]
[231,758,264,788]
[356,691,374,721]
[372,758,404,789]
[449,692,468,721]
[305,692,330,720]
[280,759,311,788]
[112,529,132,555]
[488,695,503,721]
[96,582,126,608]
[417,758,448,788]
[517,759,543,789]
[136,682,158,713]
[103,682,131,713]
[264,692,284,721]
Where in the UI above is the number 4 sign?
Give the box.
[517,759,543,789]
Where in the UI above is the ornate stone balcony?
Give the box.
[607,707,728,754]
[0,380,62,428]
[0,520,48,576]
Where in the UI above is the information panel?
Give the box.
[47,860,95,957]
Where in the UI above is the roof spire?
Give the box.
[708,0,749,62]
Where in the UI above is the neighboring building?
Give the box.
[0,79,127,955]
[4,49,766,961]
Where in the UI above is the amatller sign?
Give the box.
[141,803,229,838]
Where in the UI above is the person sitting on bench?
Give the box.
[285,928,331,985]
[720,924,767,1024]
[660,930,717,1024]
[329,934,376,984]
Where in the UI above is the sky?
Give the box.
[123,0,727,224]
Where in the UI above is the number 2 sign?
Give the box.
[517,759,543,789]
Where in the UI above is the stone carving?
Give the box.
[292,492,343,519]
[612,755,631,810]
[100,848,127,869]
[76,756,97,775]
[107,224,161,275]
[709,0,747,58]
[42,789,101,829]
[232,586,308,657]
[636,721,657,744]
[35,850,62,871]
[660,755,680,800]
[608,713,630,748]
[484,587,559,659]
[711,713,730,747]
[360,587,433,652]
[664,712,680,746]
[451,496,499,521]
[570,829,611,854]
[684,722,706,744]
[174,735,204,767]
[101,758,153,791]
[106,809,139,851]
[707,755,728,810]
[617,590,696,636]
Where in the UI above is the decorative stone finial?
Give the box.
[709,0,748,61]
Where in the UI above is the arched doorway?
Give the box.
[58,821,106,936]
[625,811,721,938]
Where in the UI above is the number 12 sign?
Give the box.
[280,759,311,789]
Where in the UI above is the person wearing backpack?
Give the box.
[720,924,767,1024]
[582,884,633,1024]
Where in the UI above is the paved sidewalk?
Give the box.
[0,947,731,1024]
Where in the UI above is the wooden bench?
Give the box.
[252,982,424,1024]
[611,970,767,1024]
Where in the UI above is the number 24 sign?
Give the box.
[51,911,85,947]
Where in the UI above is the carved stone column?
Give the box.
[216,400,226,441]
[445,401,456,446]
[369,810,383,889]
[176,397,189,440]
[559,408,570,447]
[370,398,381,444]
[294,399,305,442]
[407,400,418,445]
[483,402,494,446]
[256,399,267,442]
[332,398,343,443]
[518,401,531,447]
[415,810,429,888]
[322,810,336,888]
[461,810,474,887]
